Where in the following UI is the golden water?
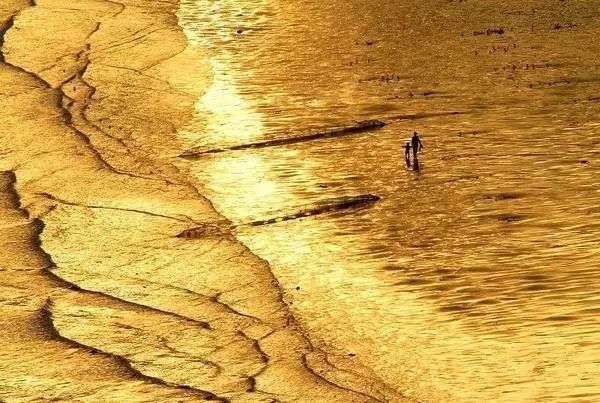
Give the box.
[178,0,600,401]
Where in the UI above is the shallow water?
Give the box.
[177,0,600,401]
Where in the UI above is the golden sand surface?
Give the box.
[0,0,408,401]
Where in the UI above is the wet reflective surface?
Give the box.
[178,0,600,401]
[3,0,400,400]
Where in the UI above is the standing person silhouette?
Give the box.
[411,131,424,170]
[404,142,411,168]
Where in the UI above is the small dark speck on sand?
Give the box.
[348,353,356,357]
[580,160,589,164]
[296,286,300,291]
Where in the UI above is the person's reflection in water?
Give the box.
[411,131,424,170]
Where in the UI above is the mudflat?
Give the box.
[0,0,404,401]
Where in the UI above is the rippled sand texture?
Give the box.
[177,0,599,401]
[0,0,405,401]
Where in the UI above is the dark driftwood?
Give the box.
[241,194,381,227]
[176,194,381,237]
[179,120,386,159]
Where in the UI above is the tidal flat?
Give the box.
[0,0,598,402]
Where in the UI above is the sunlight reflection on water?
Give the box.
[177,0,600,401]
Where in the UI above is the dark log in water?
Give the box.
[241,194,381,227]
[176,194,381,236]
[179,120,386,158]
[176,224,233,239]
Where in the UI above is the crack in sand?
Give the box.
[300,354,385,403]
[44,261,267,329]
[95,27,167,55]
[36,191,196,223]
[41,298,228,402]
[42,267,213,330]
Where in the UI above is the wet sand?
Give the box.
[0,0,406,401]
